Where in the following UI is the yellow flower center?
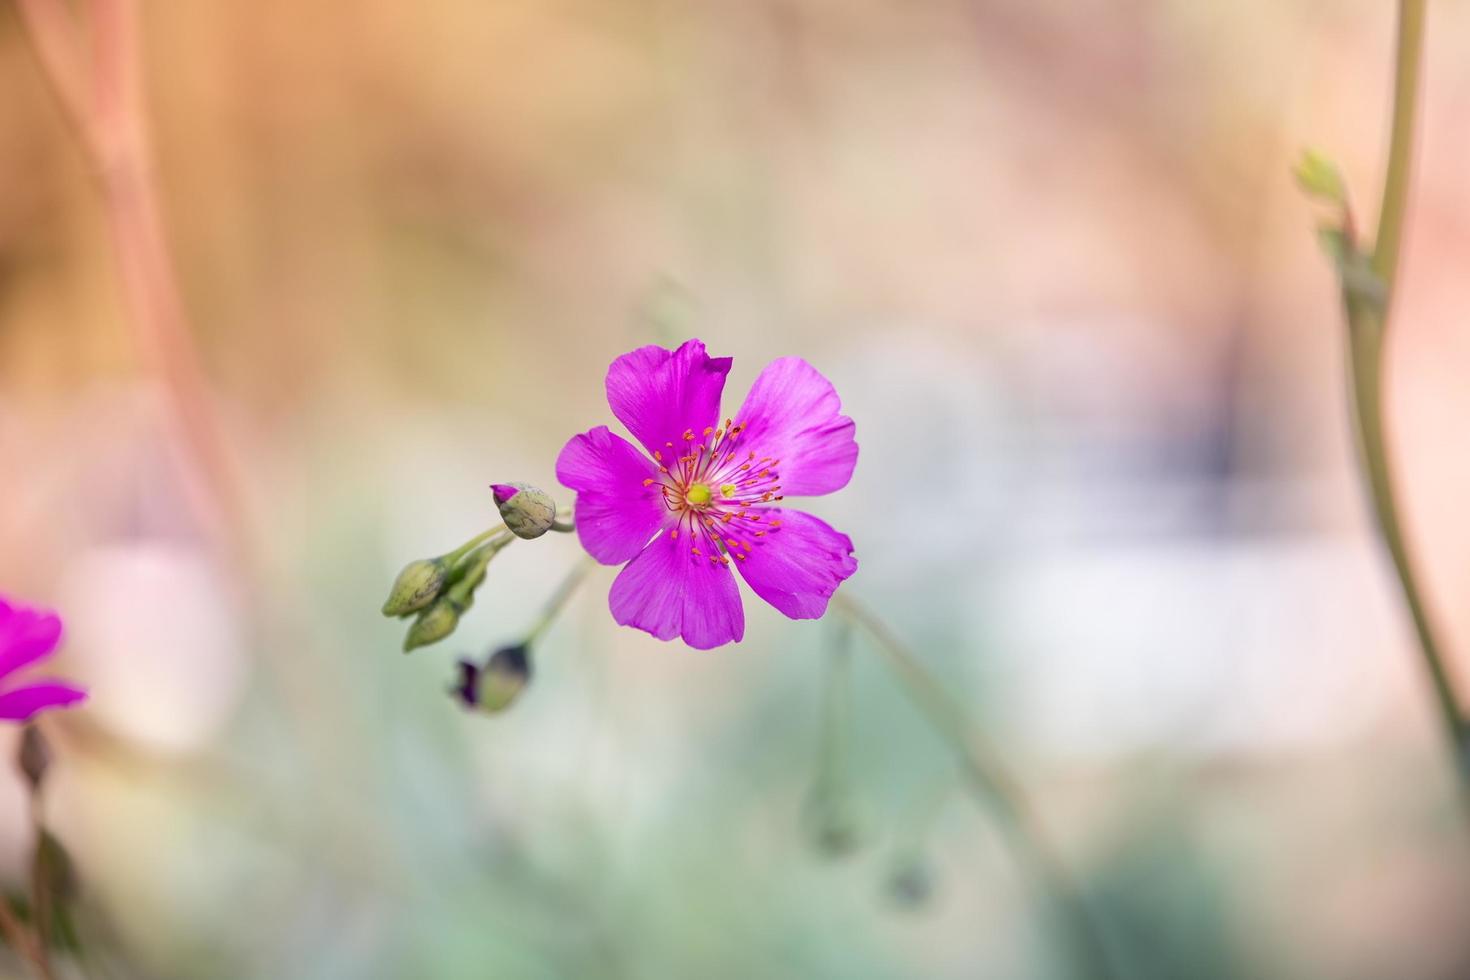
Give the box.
[685,482,713,507]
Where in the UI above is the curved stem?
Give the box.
[26,797,51,977]
[524,557,596,644]
[1372,0,1427,292]
[832,593,1117,980]
[443,526,508,568]
[1346,313,1464,771]
[1343,0,1466,778]
[14,0,253,565]
[0,900,51,980]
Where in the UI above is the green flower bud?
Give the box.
[492,483,558,539]
[382,558,450,617]
[404,599,460,652]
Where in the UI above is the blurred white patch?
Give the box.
[57,543,248,752]
[985,533,1414,759]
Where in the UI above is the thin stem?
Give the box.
[1346,311,1464,769]
[443,526,508,568]
[13,0,97,158]
[832,593,1117,980]
[0,899,51,980]
[814,618,855,793]
[524,557,596,644]
[1372,0,1426,292]
[13,0,254,565]
[1341,0,1466,776]
[26,797,51,976]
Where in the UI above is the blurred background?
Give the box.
[4,0,1470,977]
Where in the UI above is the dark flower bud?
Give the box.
[404,599,460,653]
[800,786,864,859]
[480,644,533,712]
[451,659,482,709]
[382,558,450,617]
[492,483,558,539]
[450,644,533,713]
[884,853,937,910]
[18,724,50,791]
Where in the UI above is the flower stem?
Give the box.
[0,899,51,980]
[1372,0,1426,292]
[14,0,256,566]
[1341,0,1467,779]
[524,557,596,644]
[443,527,509,569]
[26,797,51,977]
[832,593,1117,980]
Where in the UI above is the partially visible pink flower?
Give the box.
[558,339,858,649]
[0,596,87,723]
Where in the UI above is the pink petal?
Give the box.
[0,603,63,683]
[609,531,745,649]
[0,679,87,723]
[605,339,732,460]
[732,508,856,619]
[731,357,857,496]
[557,426,667,564]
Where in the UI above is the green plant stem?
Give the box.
[1372,0,1427,291]
[443,526,509,568]
[1346,311,1463,767]
[1342,0,1466,774]
[26,798,50,976]
[832,593,1117,980]
[524,557,596,644]
[0,899,50,980]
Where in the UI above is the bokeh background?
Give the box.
[4,1,1470,977]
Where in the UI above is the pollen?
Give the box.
[720,483,738,498]
[685,482,713,507]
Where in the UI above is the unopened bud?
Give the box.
[479,644,532,712]
[800,787,863,859]
[492,483,558,539]
[17,724,49,791]
[451,660,482,709]
[382,558,450,617]
[449,644,533,713]
[884,853,936,909]
[404,599,460,652]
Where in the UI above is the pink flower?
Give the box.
[557,339,858,649]
[0,597,87,723]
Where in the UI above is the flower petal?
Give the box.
[0,602,63,682]
[0,680,87,723]
[733,508,856,619]
[609,531,744,649]
[557,426,667,564]
[605,339,732,459]
[731,357,857,496]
